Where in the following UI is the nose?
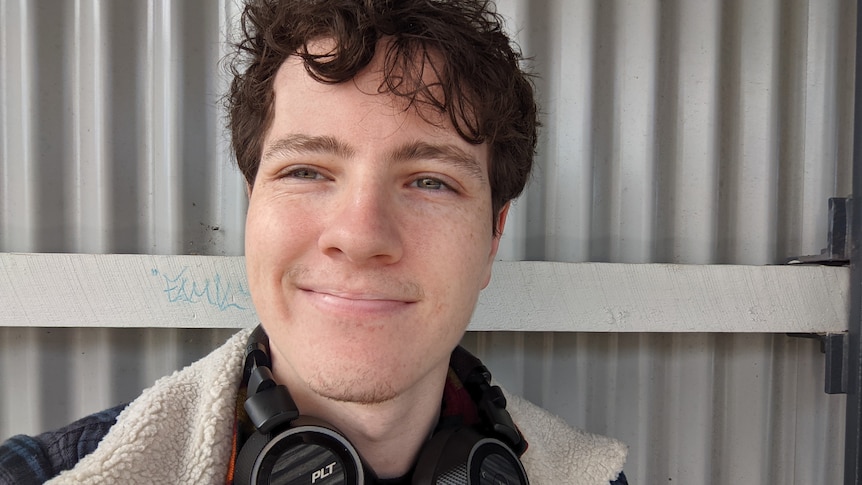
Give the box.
[317,180,404,265]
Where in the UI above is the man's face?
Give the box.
[244,47,506,405]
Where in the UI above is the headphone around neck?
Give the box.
[234,326,529,485]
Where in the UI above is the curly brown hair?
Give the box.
[226,0,538,233]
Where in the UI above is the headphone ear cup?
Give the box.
[235,418,366,485]
[412,427,529,484]
[235,430,271,485]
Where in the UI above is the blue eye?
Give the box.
[414,177,445,190]
[287,168,321,179]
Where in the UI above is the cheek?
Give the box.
[248,193,312,241]
[245,200,276,266]
[411,212,494,287]
[245,197,312,281]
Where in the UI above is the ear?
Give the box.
[482,202,511,288]
[490,202,510,257]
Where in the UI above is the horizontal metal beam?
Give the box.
[0,253,849,332]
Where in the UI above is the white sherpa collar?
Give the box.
[47,328,626,484]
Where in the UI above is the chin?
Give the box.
[305,368,400,405]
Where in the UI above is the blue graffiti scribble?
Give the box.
[153,267,251,311]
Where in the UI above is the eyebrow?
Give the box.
[387,141,486,183]
[262,134,355,163]
[262,134,486,183]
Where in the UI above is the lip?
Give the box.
[299,288,416,316]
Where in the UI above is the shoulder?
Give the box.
[502,390,628,485]
[0,403,126,485]
[46,329,250,483]
[0,328,251,485]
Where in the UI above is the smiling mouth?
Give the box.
[300,288,417,315]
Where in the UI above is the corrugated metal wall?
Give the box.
[0,0,855,483]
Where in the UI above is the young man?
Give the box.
[0,1,627,483]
